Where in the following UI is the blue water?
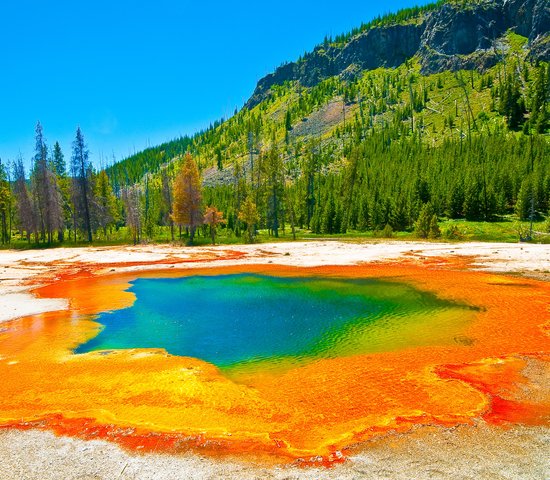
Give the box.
[75,274,472,368]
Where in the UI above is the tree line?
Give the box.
[1,55,548,247]
[0,122,120,245]
[0,123,231,246]
[0,121,548,248]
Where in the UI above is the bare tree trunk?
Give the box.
[73,211,77,243]
[290,205,296,241]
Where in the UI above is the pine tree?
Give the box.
[357,194,369,231]
[71,127,94,242]
[414,202,437,238]
[52,141,66,176]
[447,180,465,218]
[463,177,483,221]
[31,122,63,243]
[94,170,118,238]
[263,142,284,237]
[322,192,337,234]
[52,141,70,241]
[160,168,174,241]
[499,71,525,130]
[121,185,141,244]
[285,110,292,131]
[238,197,259,243]
[529,64,549,134]
[172,153,203,244]
[304,147,317,229]
[216,148,223,171]
[428,214,441,239]
[12,157,36,242]
[141,173,159,241]
[515,177,535,221]
[0,159,10,244]
[32,122,48,241]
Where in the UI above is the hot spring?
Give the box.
[76,274,476,372]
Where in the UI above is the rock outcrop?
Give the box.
[245,0,549,109]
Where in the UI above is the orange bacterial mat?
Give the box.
[0,259,548,463]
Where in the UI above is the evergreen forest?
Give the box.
[1,17,549,248]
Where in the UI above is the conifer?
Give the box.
[172,153,203,244]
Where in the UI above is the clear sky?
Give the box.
[1,0,431,169]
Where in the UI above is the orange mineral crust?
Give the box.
[0,260,548,462]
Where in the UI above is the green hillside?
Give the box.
[104,24,549,243]
[4,0,549,247]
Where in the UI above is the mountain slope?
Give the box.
[246,0,549,108]
[106,0,549,241]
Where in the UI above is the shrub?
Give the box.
[415,202,440,239]
[381,224,394,238]
[443,224,463,240]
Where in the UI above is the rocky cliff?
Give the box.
[246,0,549,108]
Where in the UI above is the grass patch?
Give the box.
[2,217,549,251]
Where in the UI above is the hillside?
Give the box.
[109,0,548,180]
[103,0,549,242]
[246,0,549,108]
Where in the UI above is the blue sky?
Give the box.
[1,0,431,169]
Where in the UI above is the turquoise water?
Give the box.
[75,274,475,368]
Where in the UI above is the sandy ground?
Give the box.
[0,424,548,480]
[0,240,549,479]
